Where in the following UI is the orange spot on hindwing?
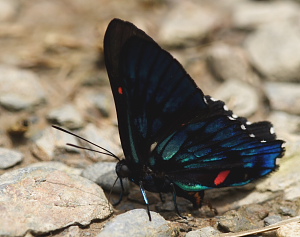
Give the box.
[214,170,231,186]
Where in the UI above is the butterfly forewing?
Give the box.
[104,19,208,164]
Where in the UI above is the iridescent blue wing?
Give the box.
[104,19,208,165]
[151,96,285,192]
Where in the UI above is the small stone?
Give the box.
[0,65,46,111]
[217,210,257,233]
[264,82,300,115]
[81,162,130,194]
[279,207,297,217]
[79,123,122,162]
[74,89,114,118]
[0,167,112,236]
[238,204,269,221]
[245,22,300,82]
[212,79,259,117]
[0,0,18,21]
[277,223,300,237]
[232,1,300,29]
[31,126,79,161]
[268,111,300,135]
[0,147,23,169]
[186,226,221,237]
[158,1,222,46]
[97,209,173,237]
[264,215,282,226]
[206,43,259,83]
[47,104,84,129]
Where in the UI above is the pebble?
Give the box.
[47,104,84,129]
[279,206,297,217]
[158,1,222,46]
[97,209,173,237]
[74,89,114,118]
[206,43,260,84]
[0,166,112,236]
[186,226,221,237]
[277,223,300,237]
[79,123,123,162]
[264,215,282,226]
[0,147,23,169]
[264,82,300,115]
[81,162,130,194]
[245,21,300,82]
[232,1,300,29]
[268,111,300,135]
[31,126,79,161]
[217,210,258,233]
[0,65,46,111]
[0,0,18,21]
[212,79,259,117]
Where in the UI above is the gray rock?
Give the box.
[79,123,123,162]
[245,22,300,82]
[212,79,259,117]
[81,162,130,194]
[277,223,300,237]
[74,89,114,118]
[31,126,79,161]
[97,209,173,237]
[264,82,300,115]
[186,226,221,237]
[29,161,82,176]
[264,215,282,226]
[0,65,46,111]
[279,206,297,217]
[0,167,112,236]
[0,0,18,21]
[232,1,300,29]
[0,147,23,169]
[268,111,300,135]
[217,210,257,233]
[207,43,260,83]
[158,1,222,46]
[47,104,84,129]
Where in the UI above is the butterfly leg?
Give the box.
[170,183,186,219]
[139,181,152,221]
[159,193,165,203]
[112,178,124,206]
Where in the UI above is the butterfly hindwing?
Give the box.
[150,97,284,191]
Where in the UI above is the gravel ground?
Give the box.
[0,0,300,236]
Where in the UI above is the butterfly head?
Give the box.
[116,160,131,178]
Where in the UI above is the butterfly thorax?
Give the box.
[116,159,173,193]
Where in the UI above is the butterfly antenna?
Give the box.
[52,125,120,161]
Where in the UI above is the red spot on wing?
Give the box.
[118,87,123,94]
[214,170,231,186]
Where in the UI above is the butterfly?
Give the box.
[100,18,285,221]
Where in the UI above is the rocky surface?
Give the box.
[0,0,299,236]
[0,167,112,236]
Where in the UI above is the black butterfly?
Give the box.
[54,18,284,221]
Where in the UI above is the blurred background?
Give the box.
[0,0,300,236]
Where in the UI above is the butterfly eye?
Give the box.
[116,161,131,178]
